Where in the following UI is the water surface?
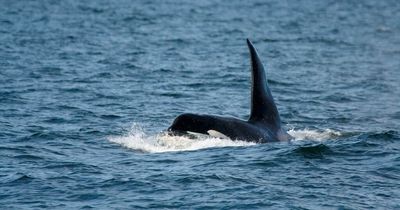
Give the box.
[1,0,400,209]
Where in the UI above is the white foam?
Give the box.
[108,124,255,153]
[288,128,342,141]
[108,124,342,153]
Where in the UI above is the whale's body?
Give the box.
[168,39,292,143]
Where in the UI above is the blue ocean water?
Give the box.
[1,0,400,209]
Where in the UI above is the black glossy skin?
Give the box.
[168,39,292,143]
[169,114,291,143]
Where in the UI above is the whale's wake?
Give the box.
[108,124,342,153]
[287,128,342,141]
[108,124,255,153]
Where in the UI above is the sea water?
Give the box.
[1,0,399,209]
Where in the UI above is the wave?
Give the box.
[288,128,342,141]
[108,124,343,153]
[108,124,255,153]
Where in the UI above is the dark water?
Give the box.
[1,0,400,209]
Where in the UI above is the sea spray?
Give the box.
[109,124,342,153]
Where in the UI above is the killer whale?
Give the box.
[168,39,292,143]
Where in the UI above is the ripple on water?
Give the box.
[292,144,333,159]
[1,0,400,209]
[2,173,35,185]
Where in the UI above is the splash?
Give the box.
[288,128,342,141]
[109,124,342,153]
[108,124,255,153]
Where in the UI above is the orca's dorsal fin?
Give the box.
[246,39,282,128]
